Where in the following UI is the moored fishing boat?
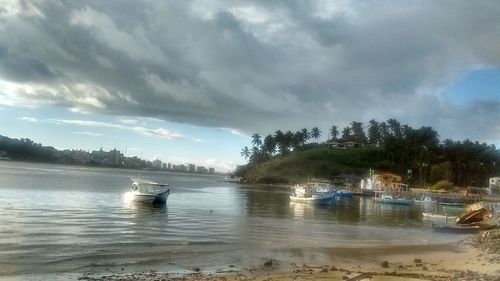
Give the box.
[373,192,413,205]
[130,178,170,203]
[414,196,436,204]
[290,184,335,205]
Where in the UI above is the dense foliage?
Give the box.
[237,119,500,187]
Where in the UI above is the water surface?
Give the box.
[0,161,462,279]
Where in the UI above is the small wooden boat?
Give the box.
[455,202,498,229]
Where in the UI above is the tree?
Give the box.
[240,146,251,160]
[262,134,276,156]
[301,128,310,142]
[251,133,262,148]
[387,118,401,138]
[341,127,351,141]
[367,119,380,145]
[284,130,294,151]
[329,125,339,141]
[311,127,322,142]
[292,131,306,149]
[274,130,288,155]
[379,122,388,142]
[350,121,367,144]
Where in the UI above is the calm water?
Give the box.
[0,161,463,279]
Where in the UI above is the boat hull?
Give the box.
[432,223,480,234]
[132,190,169,203]
[374,198,413,205]
[290,196,334,205]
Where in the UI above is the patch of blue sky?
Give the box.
[444,68,500,105]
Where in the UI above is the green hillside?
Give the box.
[239,145,387,184]
[237,120,500,187]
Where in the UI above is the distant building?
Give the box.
[197,166,207,174]
[490,177,500,188]
[326,141,359,149]
[373,172,408,191]
[490,177,500,194]
[162,163,167,169]
[208,168,215,174]
[109,149,123,165]
[91,148,109,165]
[167,163,172,170]
[188,163,196,173]
[178,164,187,172]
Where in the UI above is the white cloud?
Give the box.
[18,117,189,141]
[18,116,38,122]
[118,118,139,125]
[73,131,103,137]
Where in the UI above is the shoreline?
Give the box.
[46,233,500,281]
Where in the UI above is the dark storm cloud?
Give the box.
[1,0,500,142]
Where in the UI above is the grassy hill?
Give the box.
[239,146,390,184]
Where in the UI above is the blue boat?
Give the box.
[334,190,353,199]
[374,192,413,205]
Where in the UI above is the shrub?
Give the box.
[431,180,454,191]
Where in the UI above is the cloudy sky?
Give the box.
[1,0,500,171]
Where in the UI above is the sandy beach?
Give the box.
[77,230,500,281]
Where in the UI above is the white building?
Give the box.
[490,178,500,194]
[490,177,500,188]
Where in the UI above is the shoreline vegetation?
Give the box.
[235,119,500,189]
[75,230,500,281]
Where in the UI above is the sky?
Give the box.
[1,0,500,172]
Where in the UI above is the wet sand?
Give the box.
[76,231,500,281]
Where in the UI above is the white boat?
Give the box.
[422,212,456,221]
[374,192,413,205]
[290,184,335,205]
[414,196,436,204]
[130,178,170,203]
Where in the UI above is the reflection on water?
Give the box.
[0,161,463,277]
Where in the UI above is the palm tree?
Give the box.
[284,130,294,152]
[293,131,306,149]
[301,128,310,142]
[311,127,321,142]
[387,118,401,138]
[341,127,351,141]
[329,125,338,141]
[262,134,276,156]
[240,146,251,160]
[350,121,367,144]
[251,133,262,148]
[367,119,380,144]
